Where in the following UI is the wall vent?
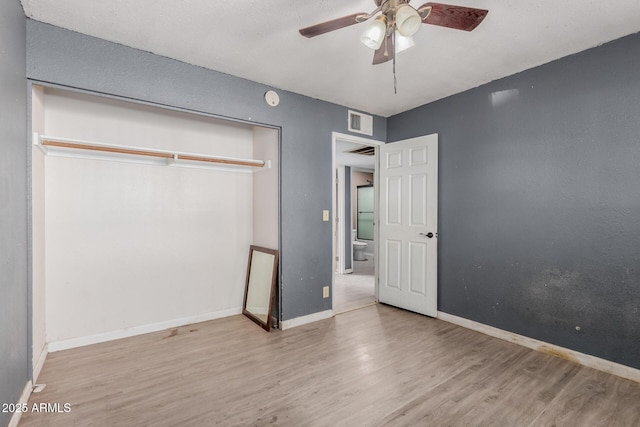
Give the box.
[348,110,373,136]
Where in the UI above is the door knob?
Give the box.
[420,232,434,238]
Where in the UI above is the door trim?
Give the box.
[336,166,352,274]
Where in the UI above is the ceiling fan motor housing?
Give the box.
[375,0,413,8]
[377,0,423,37]
[380,0,415,14]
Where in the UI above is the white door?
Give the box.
[378,134,438,316]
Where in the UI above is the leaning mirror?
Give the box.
[243,245,278,331]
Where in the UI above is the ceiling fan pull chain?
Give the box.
[393,31,397,94]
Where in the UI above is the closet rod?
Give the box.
[176,154,263,167]
[42,140,173,159]
[39,138,265,168]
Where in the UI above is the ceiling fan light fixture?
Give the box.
[360,15,387,50]
[395,4,421,37]
[394,31,415,54]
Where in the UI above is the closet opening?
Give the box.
[29,84,279,379]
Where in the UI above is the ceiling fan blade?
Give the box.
[418,2,488,31]
[299,13,368,38]
[372,31,394,65]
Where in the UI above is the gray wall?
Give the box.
[388,32,640,369]
[26,20,386,321]
[0,1,28,425]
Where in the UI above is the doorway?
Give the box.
[331,132,382,314]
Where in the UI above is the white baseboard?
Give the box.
[8,380,33,427]
[48,307,242,352]
[32,344,48,383]
[437,311,640,383]
[280,309,334,330]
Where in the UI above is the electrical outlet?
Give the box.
[322,210,330,221]
[323,286,330,298]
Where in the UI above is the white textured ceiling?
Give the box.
[20,0,640,117]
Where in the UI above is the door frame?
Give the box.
[331,132,383,312]
[335,165,352,274]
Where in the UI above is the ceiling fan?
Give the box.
[299,0,488,65]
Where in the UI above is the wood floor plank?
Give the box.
[375,348,582,427]
[333,257,376,313]
[19,304,640,426]
[530,367,640,426]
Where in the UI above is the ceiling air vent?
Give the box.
[348,110,373,136]
[347,146,376,156]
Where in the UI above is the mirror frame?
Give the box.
[243,245,278,331]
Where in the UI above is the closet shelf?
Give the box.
[34,133,268,170]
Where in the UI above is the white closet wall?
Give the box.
[252,126,279,249]
[41,89,258,348]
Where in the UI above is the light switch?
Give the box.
[323,286,330,298]
[322,210,330,221]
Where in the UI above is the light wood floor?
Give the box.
[21,304,640,426]
[333,257,376,313]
